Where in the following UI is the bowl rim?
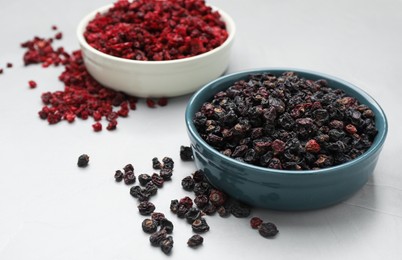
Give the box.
[185,67,388,176]
[76,4,236,65]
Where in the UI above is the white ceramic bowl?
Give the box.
[77,4,235,98]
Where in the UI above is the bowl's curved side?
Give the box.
[77,5,236,98]
[185,68,388,210]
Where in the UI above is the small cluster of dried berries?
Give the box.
[250,217,279,238]
[20,27,168,131]
[0,62,13,75]
[114,163,137,185]
[84,0,228,61]
[114,157,176,254]
[193,72,378,170]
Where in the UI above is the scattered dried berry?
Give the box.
[149,229,167,246]
[160,236,174,254]
[162,157,174,170]
[142,219,158,234]
[180,146,194,161]
[138,173,152,186]
[194,195,209,209]
[159,168,173,181]
[92,122,102,132]
[77,154,89,167]
[151,212,165,225]
[114,170,124,182]
[185,207,201,224]
[160,218,174,234]
[123,171,136,185]
[0,68,3,74]
[192,170,205,183]
[228,200,251,218]
[28,80,37,88]
[170,199,179,214]
[187,234,204,248]
[145,182,158,196]
[192,218,210,233]
[157,98,168,107]
[258,222,279,238]
[54,32,62,40]
[250,217,263,229]
[123,163,134,173]
[181,176,195,191]
[152,157,162,169]
[151,173,164,187]
[6,62,12,68]
[138,201,156,215]
[209,189,227,207]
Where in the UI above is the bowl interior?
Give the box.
[185,68,388,176]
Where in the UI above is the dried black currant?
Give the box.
[138,173,151,186]
[192,218,210,233]
[159,168,173,181]
[123,163,134,173]
[123,171,136,185]
[149,229,167,246]
[138,201,156,215]
[114,170,124,182]
[160,218,174,234]
[229,200,251,218]
[152,157,162,169]
[181,176,195,191]
[151,173,164,187]
[185,207,201,223]
[162,157,174,170]
[170,199,179,214]
[258,222,279,238]
[187,234,204,248]
[160,236,174,254]
[180,145,194,161]
[77,154,89,167]
[142,219,157,234]
[145,182,158,196]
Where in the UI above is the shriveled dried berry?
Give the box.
[145,182,158,196]
[149,229,167,246]
[159,168,173,181]
[152,157,162,169]
[170,199,179,214]
[151,212,165,225]
[6,62,12,68]
[185,207,201,224]
[258,222,279,238]
[123,163,134,173]
[138,173,152,186]
[202,202,217,216]
[194,195,209,209]
[187,234,204,248]
[194,182,211,196]
[123,171,136,185]
[77,154,89,167]
[142,219,158,234]
[192,218,210,233]
[151,173,164,187]
[177,204,190,218]
[181,176,195,191]
[92,122,102,132]
[192,170,205,183]
[179,196,193,208]
[180,146,194,161]
[138,201,155,215]
[217,206,230,217]
[229,200,251,218]
[160,236,174,254]
[114,170,124,182]
[162,157,174,170]
[250,217,263,229]
[209,189,227,207]
[160,218,174,234]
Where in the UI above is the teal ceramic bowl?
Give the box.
[185,68,388,211]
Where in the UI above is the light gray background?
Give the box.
[1,0,401,259]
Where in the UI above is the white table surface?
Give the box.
[1,0,402,259]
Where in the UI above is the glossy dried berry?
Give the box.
[123,171,136,185]
[160,218,174,234]
[179,196,193,208]
[185,207,201,224]
[77,154,89,167]
[145,182,158,196]
[187,234,204,248]
[181,176,195,191]
[194,195,209,209]
[138,173,152,186]
[159,168,173,181]
[114,170,124,182]
[162,157,174,170]
[138,201,155,215]
[28,80,37,88]
[151,173,164,187]
[258,222,279,238]
[250,217,263,229]
[149,229,167,246]
[152,157,162,169]
[142,219,158,234]
[123,163,134,173]
[160,236,174,254]
[209,189,227,207]
[180,146,194,161]
[192,218,210,233]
